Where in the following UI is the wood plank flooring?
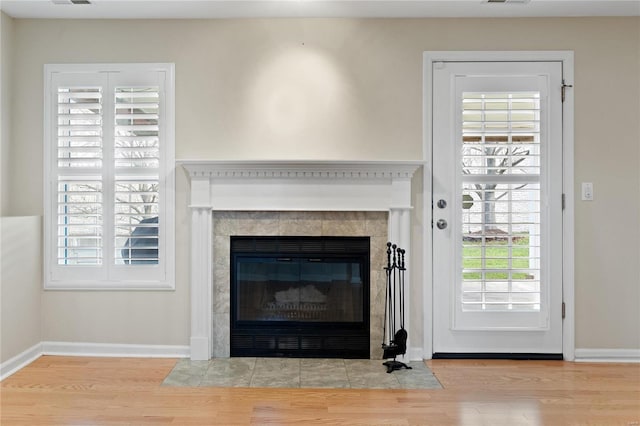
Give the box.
[1,356,639,425]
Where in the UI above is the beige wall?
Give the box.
[0,217,42,363]
[5,17,640,351]
[39,186,191,345]
[1,12,13,216]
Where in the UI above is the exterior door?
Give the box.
[432,61,563,355]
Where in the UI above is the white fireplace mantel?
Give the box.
[180,160,423,360]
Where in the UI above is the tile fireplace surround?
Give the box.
[181,160,422,361]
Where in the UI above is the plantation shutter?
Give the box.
[460,92,542,312]
[114,86,161,265]
[46,65,174,289]
[55,79,105,267]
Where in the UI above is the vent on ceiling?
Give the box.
[483,0,531,3]
[51,0,92,5]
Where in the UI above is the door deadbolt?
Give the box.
[437,199,447,209]
[436,219,448,230]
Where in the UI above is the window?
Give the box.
[460,92,541,311]
[44,64,175,289]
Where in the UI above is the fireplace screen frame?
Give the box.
[230,236,371,358]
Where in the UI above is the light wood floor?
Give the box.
[1,356,639,425]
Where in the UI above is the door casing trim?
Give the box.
[422,51,575,360]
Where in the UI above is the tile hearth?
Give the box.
[162,358,442,390]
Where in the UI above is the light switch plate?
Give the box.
[581,182,593,201]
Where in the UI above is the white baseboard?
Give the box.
[41,341,190,358]
[575,348,640,363]
[0,342,43,381]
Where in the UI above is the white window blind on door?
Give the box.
[461,92,542,312]
[45,64,175,289]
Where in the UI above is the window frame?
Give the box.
[44,63,175,290]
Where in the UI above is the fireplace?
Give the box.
[230,236,370,358]
[181,160,420,361]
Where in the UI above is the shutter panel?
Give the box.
[461,92,542,312]
[57,178,103,265]
[56,86,103,265]
[57,87,103,168]
[114,87,160,265]
[114,88,160,168]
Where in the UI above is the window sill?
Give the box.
[44,280,175,291]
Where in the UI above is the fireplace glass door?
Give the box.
[236,257,364,323]
[230,236,370,358]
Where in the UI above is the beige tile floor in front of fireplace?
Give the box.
[162,358,442,389]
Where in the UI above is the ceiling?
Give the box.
[1,0,639,19]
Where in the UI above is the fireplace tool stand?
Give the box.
[382,242,412,374]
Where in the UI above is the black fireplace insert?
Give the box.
[230,236,370,358]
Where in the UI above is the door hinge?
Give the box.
[562,193,566,210]
[562,302,566,319]
[561,80,573,103]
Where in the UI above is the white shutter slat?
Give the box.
[115,91,159,99]
[57,125,102,131]
[115,113,159,120]
[115,125,159,132]
[58,114,103,121]
[58,147,102,153]
[58,103,102,111]
[114,147,158,153]
[58,159,102,168]
[114,102,159,110]
[58,91,103,99]
[115,136,158,142]
[58,136,102,144]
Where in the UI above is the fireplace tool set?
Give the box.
[382,242,412,373]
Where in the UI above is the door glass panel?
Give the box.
[461,92,541,312]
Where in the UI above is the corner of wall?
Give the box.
[0,216,43,366]
[0,11,15,217]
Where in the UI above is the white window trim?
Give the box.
[44,63,175,290]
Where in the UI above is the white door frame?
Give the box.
[422,51,575,360]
